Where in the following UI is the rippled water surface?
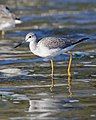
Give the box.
[0,0,96,120]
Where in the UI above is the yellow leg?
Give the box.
[68,52,72,77]
[68,75,72,97]
[50,77,55,92]
[50,59,54,78]
[50,59,54,91]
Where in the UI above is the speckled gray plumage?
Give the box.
[37,37,88,50]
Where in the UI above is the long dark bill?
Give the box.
[14,41,25,48]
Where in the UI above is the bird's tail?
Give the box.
[72,37,89,46]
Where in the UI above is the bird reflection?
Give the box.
[50,76,55,92]
[49,75,72,97]
[28,98,58,119]
[67,75,72,97]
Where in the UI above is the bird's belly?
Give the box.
[33,47,52,57]
[32,45,75,58]
[33,46,59,58]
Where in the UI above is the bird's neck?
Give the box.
[29,40,37,53]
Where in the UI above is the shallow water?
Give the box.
[0,0,96,120]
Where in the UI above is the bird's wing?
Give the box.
[37,37,75,49]
[37,37,89,50]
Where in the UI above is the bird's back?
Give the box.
[37,37,79,50]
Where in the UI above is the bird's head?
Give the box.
[25,32,37,42]
[14,32,37,48]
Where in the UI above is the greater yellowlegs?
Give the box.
[0,5,22,37]
[14,32,89,77]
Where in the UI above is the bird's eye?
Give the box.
[28,36,32,38]
[6,6,10,11]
